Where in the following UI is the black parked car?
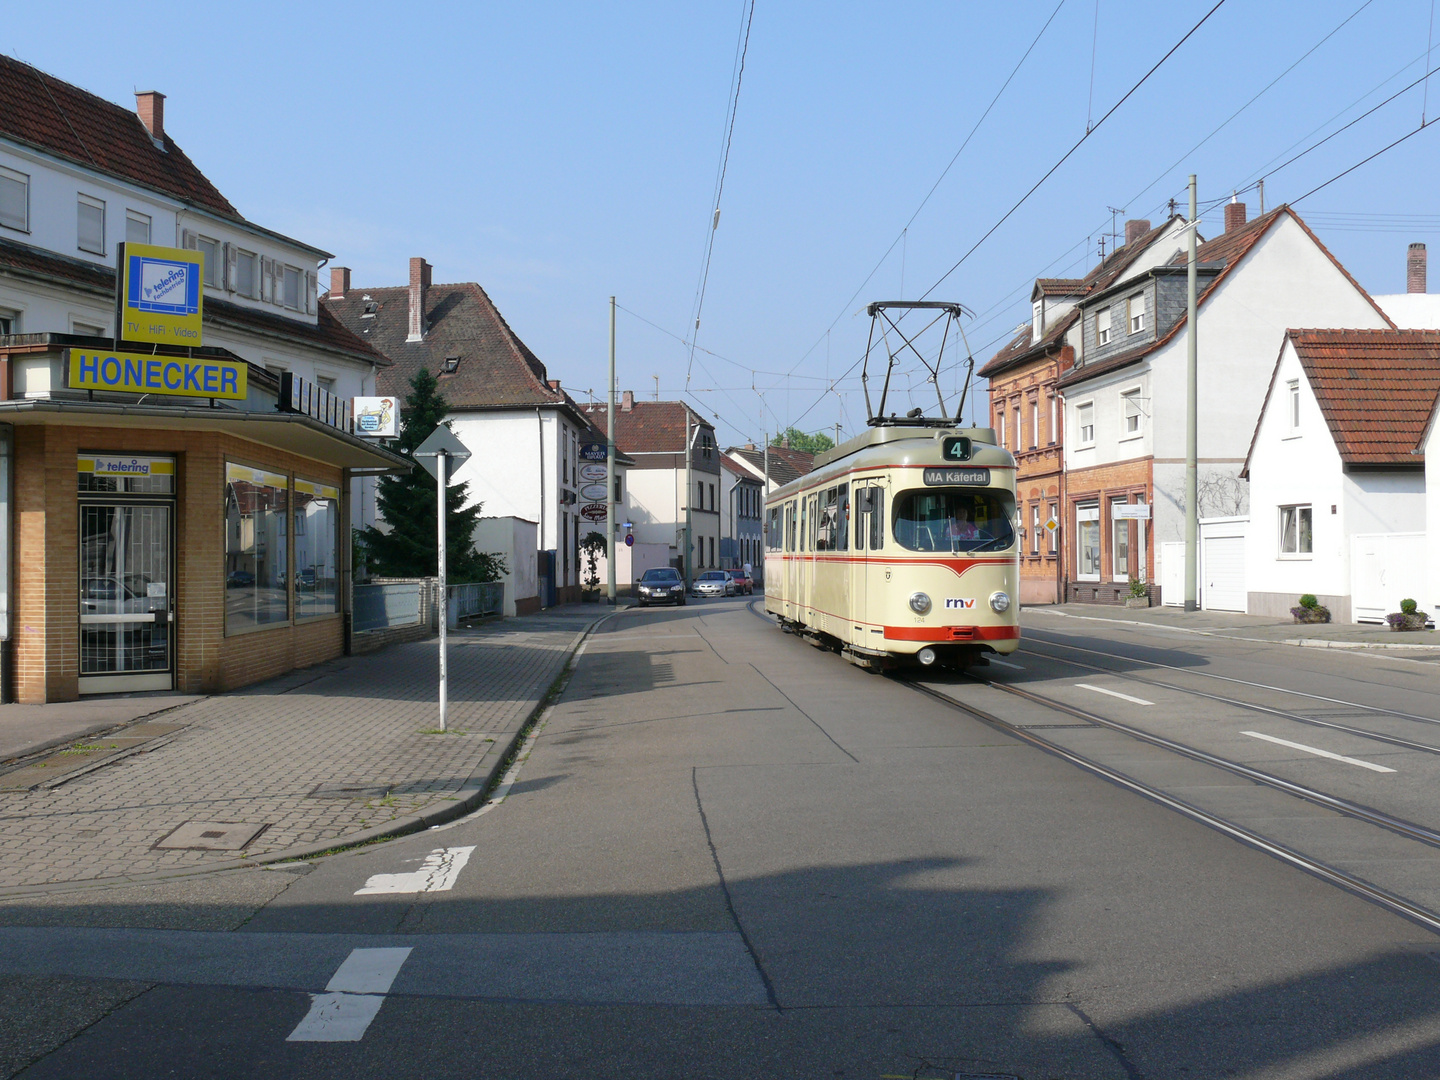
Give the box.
[636,567,686,607]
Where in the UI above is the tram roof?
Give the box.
[768,422,1009,498]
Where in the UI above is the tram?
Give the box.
[763,420,1019,670]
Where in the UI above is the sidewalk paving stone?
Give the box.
[0,606,610,891]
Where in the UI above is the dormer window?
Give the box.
[442,356,461,373]
[1096,307,1111,346]
[1032,300,1043,339]
[1128,293,1145,333]
[362,301,378,318]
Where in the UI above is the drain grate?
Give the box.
[154,821,268,851]
[309,782,390,800]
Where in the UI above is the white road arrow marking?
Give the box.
[1242,731,1396,773]
[287,947,412,1042]
[1075,683,1154,706]
[355,846,475,895]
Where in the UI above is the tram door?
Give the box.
[854,480,887,634]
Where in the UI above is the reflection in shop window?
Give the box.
[295,479,340,618]
[225,463,289,631]
[1076,504,1100,581]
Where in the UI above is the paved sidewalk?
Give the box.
[0,605,611,892]
[1028,602,1440,655]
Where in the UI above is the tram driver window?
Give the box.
[893,488,1015,553]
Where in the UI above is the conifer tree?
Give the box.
[359,368,503,582]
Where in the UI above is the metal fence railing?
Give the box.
[353,581,425,633]
[448,581,504,624]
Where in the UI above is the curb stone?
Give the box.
[0,608,624,901]
[1029,608,1440,654]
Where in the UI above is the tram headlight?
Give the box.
[917,647,937,666]
[908,591,932,615]
[990,590,1011,613]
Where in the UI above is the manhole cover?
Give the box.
[309,783,389,800]
[154,821,268,851]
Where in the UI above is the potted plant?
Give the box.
[1124,578,1150,609]
[1290,594,1331,624]
[1386,598,1431,632]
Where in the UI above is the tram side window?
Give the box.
[893,488,1015,553]
[836,485,849,551]
[816,487,838,550]
[799,497,807,552]
[855,487,884,551]
[766,506,782,552]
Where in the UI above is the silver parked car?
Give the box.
[692,570,735,598]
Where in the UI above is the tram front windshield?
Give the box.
[894,488,1015,553]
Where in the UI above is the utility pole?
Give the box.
[606,297,616,606]
[684,411,693,586]
[1184,174,1199,613]
[833,422,841,449]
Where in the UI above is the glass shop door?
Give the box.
[78,501,174,693]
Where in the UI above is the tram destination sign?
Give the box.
[923,467,990,486]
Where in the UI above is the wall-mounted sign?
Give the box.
[579,462,607,482]
[579,483,608,502]
[1113,503,1152,520]
[116,242,204,347]
[579,442,607,462]
[354,397,397,437]
[279,372,352,434]
[580,502,608,521]
[78,455,176,479]
[69,349,246,399]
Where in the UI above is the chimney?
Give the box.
[135,91,165,141]
[1408,242,1427,293]
[744,442,755,451]
[548,379,561,392]
[329,266,351,299]
[1225,198,1247,233]
[621,389,635,412]
[1124,219,1150,247]
[407,257,431,342]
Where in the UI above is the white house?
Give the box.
[1243,330,1439,622]
[0,58,385,531]
[1057,202,1394,607]
[324,262,627,608]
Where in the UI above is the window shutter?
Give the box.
[305,271,316,314]
[260,257,272,304]
[224,242,237,292]
[180,227,195,250]
[273,263,285,307]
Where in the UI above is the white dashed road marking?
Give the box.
[287,947,412,1042]
[355,846,475,895]
[1075,683,1154,706]
[1242,731,1396,773]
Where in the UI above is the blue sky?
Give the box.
[11,1,1440,446]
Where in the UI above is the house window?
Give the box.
[1076,504,1100,581]
[1013,404,1021,451]
[1280,505,1312,557]
[1032,300,1043,339]
[125,210,151,245]
[614,475,623,503]
[709,482,715,511]
[235,250,258,299]
[196,236,221,287]
[1096,308,1111,346]
[0,312,13,335]
[1287,380,1300,434]
[995,409,1005,448]
[1029,400,1038,449]
[1128,294,1145,333]
[1030,504,1041,555]
[1121,389,1142,437]
[1076,403,1095,446]
[282,265,302,309]
[316,376,336,393]
[77,194,105,254]
[72,321,105,337]
[1048,395,1057,444]
[0,166,28,232]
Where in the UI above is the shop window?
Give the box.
[294,479,339,618]
[78,194,106,255]
[1076,504,1100,581]
[225,463,289,632]
[125,210,151,245]
[0,166,28,232]
[1110,498,1131,580]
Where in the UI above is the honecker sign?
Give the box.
[116,242,204,347]
[68,349,247,400]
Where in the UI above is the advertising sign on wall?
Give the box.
[580,503,608,521]
[68,349,247,400]
[579,483,609,502]
[353,397,398,437]
[579,462,607,482]
[115,243,204,347]
[579,442,607,462]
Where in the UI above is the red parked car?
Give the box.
[726,568,754,595]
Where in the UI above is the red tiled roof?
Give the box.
[0,56,239,219]
[325,283,577,411]
[1033,278,1084,297]
[1289,330,1440,465]
[579,400,712,455]
[726,444,815,485]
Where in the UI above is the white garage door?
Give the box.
[1202,535,1246,612]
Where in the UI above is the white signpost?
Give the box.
[413,425,472,732]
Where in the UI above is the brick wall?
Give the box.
[13,423,347,703]
[1064,456,1154,605]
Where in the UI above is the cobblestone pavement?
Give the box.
[0,607,609,891]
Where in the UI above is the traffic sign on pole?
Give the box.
[413,425,471,485]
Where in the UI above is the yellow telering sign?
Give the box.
[117,242,204,346]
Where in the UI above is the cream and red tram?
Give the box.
[763,422,1019,670]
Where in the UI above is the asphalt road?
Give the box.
[3,598,1440,1078]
